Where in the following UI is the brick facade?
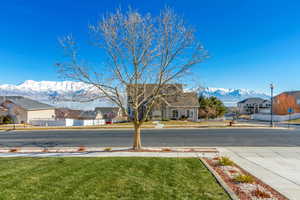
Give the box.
[273,91,300,115]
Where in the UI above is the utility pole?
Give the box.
[270,83,274,127]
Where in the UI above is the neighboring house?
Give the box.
[237,98,271,114]
[0,96,55,123]
[95,107,124,121]
[55,108,98,120]
[273,91,300,115]
[56,107,125,123]
[127,84,199,121]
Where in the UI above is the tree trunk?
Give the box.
[133,124,142,150]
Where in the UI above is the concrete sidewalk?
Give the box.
[220,147,300,200]
[0,151,218,158]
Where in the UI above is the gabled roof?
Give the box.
[0,96,54,111]
[237,97,266,104]
[79,110,97,119]
[277,91,300,99]
[0,106,8,112]
[262,99,271,103]
[95,107,120,114]
[55,108,96,120]
[126,84,183,99]
[164,92,199,107]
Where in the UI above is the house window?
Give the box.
[297,99,300,105]
[172,110,178,118]
[187,110,190,118]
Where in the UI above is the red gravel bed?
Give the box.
[204,158,288,200]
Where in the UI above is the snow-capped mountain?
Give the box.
[0,80,112,110]
[0,80,270,109]
[199,87,270,106]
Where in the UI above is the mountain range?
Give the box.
[0,80,270,109]
[199,87,270,106]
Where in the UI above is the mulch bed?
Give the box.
[204,158,288,200]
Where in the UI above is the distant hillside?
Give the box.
[0,80,112,110]
[0,80,270,109]
[199,87,270,107]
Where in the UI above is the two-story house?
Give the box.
[127,84,199,121]
[237,98,271,114]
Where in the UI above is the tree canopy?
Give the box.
[198,96,227,119]
[57,7,207,150]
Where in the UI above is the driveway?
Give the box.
[221,147,300,200]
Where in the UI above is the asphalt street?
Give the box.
[0,128,300,147]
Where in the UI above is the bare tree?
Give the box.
[57,7,208,150]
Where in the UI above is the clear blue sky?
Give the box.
[1,0,300,94]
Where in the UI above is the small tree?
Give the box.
[2,116,13,124]
[199,96,226,119]
[57,7,207,150]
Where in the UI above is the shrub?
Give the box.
[42,148,49,153]
[229,169,238,174]
[179,115,188,120]
[9,148,18,153]
[233,174,254,183]
[251,188,271,198]
[77,146,86,152]
[162,148,172,152]
[218,157,234,166]
[2,116,13,124]
[104,147,112,152]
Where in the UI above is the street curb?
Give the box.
[199,158,239,200]
[0,126,292,132]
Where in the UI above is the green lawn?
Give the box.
[285,118,300,124]
[0,157,229,200]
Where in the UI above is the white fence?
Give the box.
[251,113,300,122]
[65,119,105,126]
[30,119,105,127]
[30,119,66,126]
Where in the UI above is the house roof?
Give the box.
[79,110,97,119]
[0,96,54,111]
[95,107,120,114]
[0,106,8,112]
[277,91,300,99]
[55,108,96,120]
[164,92,199,107]
[262,99,271,103]
[126,84,183,100]
[237,97,267,104]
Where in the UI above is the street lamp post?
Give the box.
[270,83,274,127]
